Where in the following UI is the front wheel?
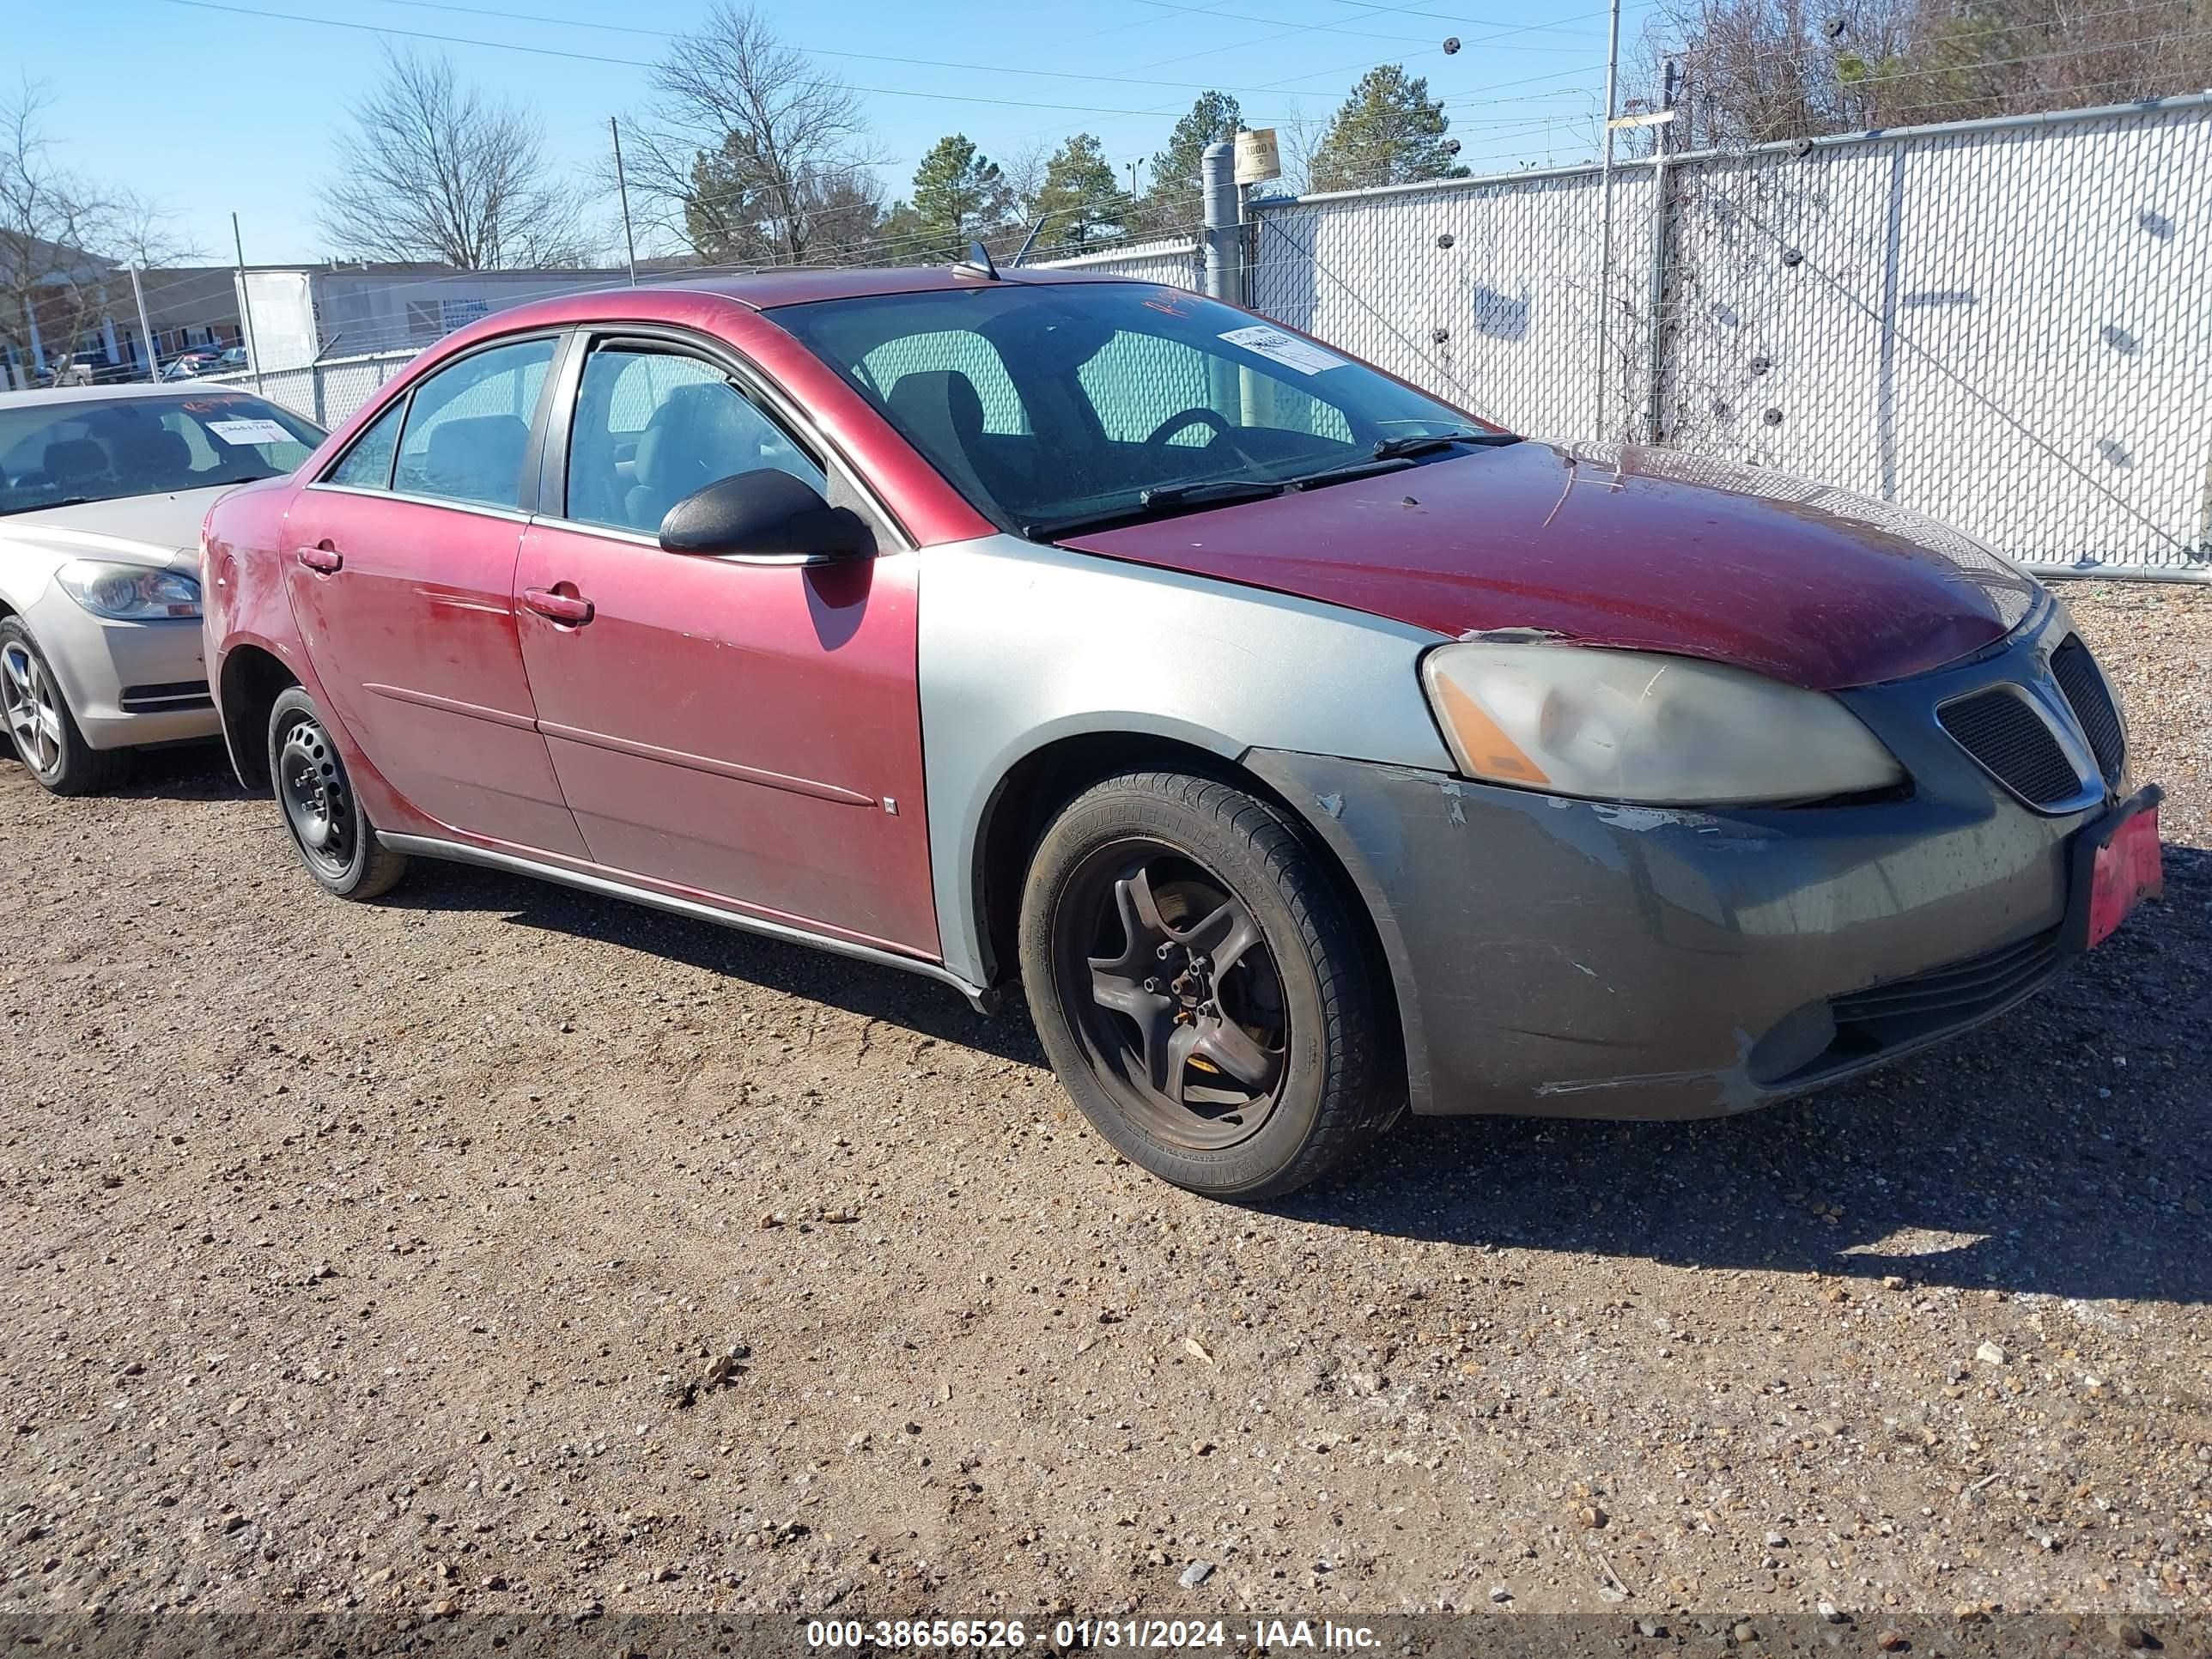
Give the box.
[1018,772,1401,1200]
[266,687,409,900]
[0,618,126,796]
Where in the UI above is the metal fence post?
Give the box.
[232,212,264,396]
[129,265,157,381]
[1200,141,1242,305]
[611,117,639,288]
[1594,0,1623,441]
[1644,58,1680,445]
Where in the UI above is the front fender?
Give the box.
[916,535,1456,988]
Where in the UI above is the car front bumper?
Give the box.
[1245,605,2134,1120]
[26,586,217,750]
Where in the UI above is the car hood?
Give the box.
[1054,441,2040,691]
[0,484,235,571]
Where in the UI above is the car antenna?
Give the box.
[957,240,1000,280]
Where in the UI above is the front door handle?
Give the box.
[522,586,593,625]
[297,541,342,574]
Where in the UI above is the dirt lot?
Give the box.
[3,585,2208,1634]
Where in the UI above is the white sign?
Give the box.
[205,418,295,447]
[1218,325,1345,376]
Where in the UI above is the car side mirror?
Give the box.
[659,469,874,565]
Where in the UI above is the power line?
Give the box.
[156,0,1185,116]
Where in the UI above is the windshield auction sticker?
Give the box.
[204,418,295,447]
[1218,325,1346,376]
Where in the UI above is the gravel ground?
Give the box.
[2,585,2207,1633]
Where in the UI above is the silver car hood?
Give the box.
[0,484,235,571]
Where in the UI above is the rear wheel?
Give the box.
[1018,771,1400,1200]
[0,618,125,796]
[266,687,408,900]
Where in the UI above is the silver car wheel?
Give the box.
[1,639,65,782]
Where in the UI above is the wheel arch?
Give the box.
[215,641,299,790]
[970,726,1407,1092]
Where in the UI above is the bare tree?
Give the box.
[624,3,881,265]
[318,48,590,270]
[996,140,1054,223]
[1639,0,2212,148]
[0,82,191,381]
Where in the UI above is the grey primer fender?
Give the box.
[917,533,1455,988]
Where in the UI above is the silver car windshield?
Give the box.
[0,392,325,517]
[768,283,1498,536]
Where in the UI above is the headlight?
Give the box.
[1420,642,1905,805]
[55,561,201,620]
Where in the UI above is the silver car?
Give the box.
[0,383,323,793]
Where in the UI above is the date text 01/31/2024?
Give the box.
[805,1619,1383,1650]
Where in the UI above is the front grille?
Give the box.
[1831,927,2063,1036]
[1937,688,2081,806]
[118,679,212,714]
[2050,634,2124,783]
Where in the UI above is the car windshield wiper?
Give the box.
[0,495,100,517]
[1024,477,1288,541]
[1277,428,1522,493]
[1370,428,1522,459]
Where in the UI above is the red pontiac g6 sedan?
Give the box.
[201,264,2163,1199]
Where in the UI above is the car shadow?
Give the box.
[390,835,2211,1308]
[109,742,246,802]
[386,856,1048,1068]
[1282,842,2212,1307]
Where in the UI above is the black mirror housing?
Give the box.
[659,470,874,563]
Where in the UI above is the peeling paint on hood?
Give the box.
[1055,440,2040,690]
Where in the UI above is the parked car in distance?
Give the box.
[201,267,2162,1199]
[217,347,251,373]
[0,384,323,793]
[161,347,225,381]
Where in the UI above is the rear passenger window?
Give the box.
[326,399,404,489]
[392,337,555,509]
[563,343,823,536]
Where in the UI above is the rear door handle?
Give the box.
[297,541,342,574]
[522,586,593,625]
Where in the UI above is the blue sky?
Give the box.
[21,0,1656,268]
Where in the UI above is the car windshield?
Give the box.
[0,392,324,517]
[767,283,1505,537]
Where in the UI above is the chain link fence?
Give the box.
[1047,93,2212,580]
[216,98,2209,581]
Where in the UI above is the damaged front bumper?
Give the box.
[1245,621,2123,1120]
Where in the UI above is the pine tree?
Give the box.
[1309,66,1467,192]
[1032,134,1127,254]
[909,134,1009,262]
[1138,91,1243,234]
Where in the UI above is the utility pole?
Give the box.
[1594,0,1623,442]
[129,265,158,381]
[232,212,264,394]
[610,117,639,286]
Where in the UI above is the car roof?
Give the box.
[448,264,1144,341]
[662,265,1132,309]
[0,382,259,410]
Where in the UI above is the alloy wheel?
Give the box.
[1,640,64,782]
[1054,840,1291,1152]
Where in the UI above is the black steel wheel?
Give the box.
[265,687,408,900]
[1019,771,1401,1200]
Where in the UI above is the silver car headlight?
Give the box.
[1420,642,1905,805]
[55,560,202,620]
